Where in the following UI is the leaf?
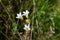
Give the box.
[12,22,17,34]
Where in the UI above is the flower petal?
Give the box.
[16,12,23,19]
[16,16,20,18]
[23,10,29,16]
[26,10,29,14]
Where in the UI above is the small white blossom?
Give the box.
[23,10,29,16]
[24,24,30,31]
[16,12,23,19]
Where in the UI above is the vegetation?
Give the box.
[0,0,60,40]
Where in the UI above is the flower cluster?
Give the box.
[16,10,30,31]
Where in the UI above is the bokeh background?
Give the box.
[0,0,60,40]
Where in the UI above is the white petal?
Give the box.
[23,12,26,14]
[16,12,23,19]
[23,12,26,16]
[24,24,30,27]
[17,14,19,16]
[26,10,29,14]
[24,27,26,30]
[28,23,30,27]
[24,24,30,30]
[16,16,20,18]
[24,24,28,27]
[27,27,30,30]
[23,10,29,16]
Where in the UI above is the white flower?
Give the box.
[23,10,29,16]
[16,12,23,20]
[24,24,30,31]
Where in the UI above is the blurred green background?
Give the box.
[0,0,60,40]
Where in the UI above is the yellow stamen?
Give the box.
[20,16,23,20]
[25,19,30,24]
[26,28,29,31]
[26,15,29,18]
